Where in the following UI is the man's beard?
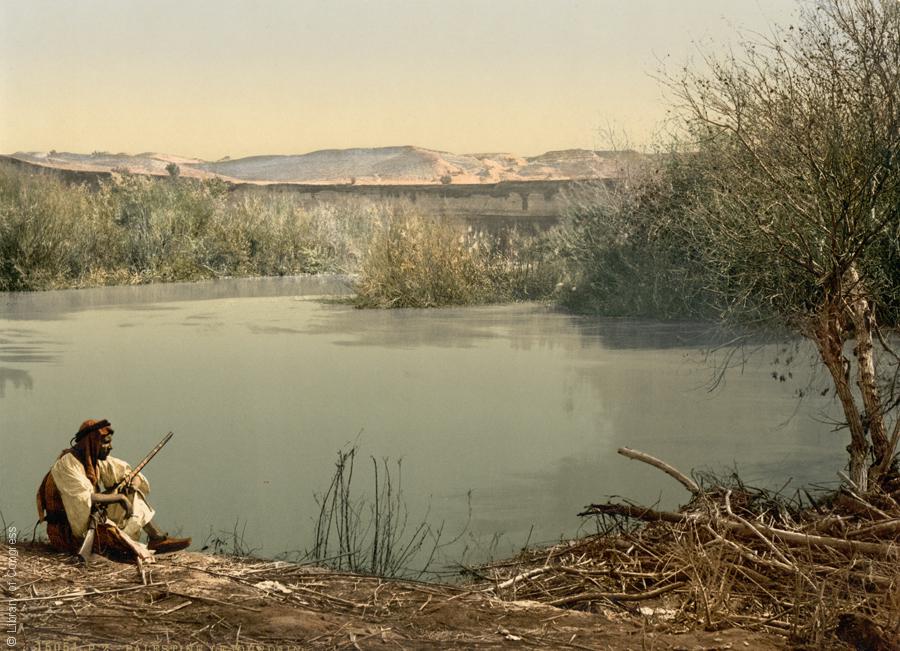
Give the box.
[98,449,110,460]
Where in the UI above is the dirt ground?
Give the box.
[1,543,793,650]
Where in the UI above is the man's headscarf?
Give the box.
[70,418,113,487]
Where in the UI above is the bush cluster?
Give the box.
[553,157,717,320]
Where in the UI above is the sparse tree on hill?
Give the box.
[166,162,181,178]
[670,0,900,490]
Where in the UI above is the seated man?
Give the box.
[37,419,190,558]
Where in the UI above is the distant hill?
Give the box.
[8,146,636,185]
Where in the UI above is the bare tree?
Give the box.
[669,0,900,491]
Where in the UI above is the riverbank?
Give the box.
[7,451,899,649]
[4,542,788,650]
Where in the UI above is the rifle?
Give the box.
[79,431,175,564]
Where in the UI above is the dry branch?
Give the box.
[549,581,687,607]
[581,501,900,558]
[579,503,693,524]
[846,519,900,539]
[617,448,701,494]
[1,582,167,604]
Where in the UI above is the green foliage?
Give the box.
[863,221,900,324]
[0,163,559,306]
[0,166,105,290]
[554,157,717,319]
[558,0,900,331]
[0,163,559,305]
[667,0,900,331]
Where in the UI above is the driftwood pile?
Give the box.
[479,448,900,649]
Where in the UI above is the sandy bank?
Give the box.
[2,543,787,650]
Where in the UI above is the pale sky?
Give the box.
[0,0,799,160]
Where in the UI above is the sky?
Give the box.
[0,0,800,160]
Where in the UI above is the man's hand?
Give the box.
[91,491,134,518]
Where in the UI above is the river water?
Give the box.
[1,276,845,573]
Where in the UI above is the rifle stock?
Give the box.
[78,506,105,564]
[78,527,95,564]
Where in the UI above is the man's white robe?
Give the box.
[49,454,155,540]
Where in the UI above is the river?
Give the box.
[0,276,845,574]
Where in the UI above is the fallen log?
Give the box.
[846,518,900,539]
[579,503,694,524]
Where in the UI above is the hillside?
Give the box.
[8,146,634,185]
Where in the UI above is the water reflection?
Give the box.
[247,324,306,335]
[0,367,33,397]
[299,305,514,349]
[0,329,60,365]
[0,274,353,320]
[572,317,725,350]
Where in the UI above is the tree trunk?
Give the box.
[844,264,890,486]
[811,302,870,493]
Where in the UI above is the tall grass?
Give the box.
[0,163,375,291]
[1,163,561,307]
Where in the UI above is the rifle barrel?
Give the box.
[119,431,174,489]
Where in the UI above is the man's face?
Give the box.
[98,431,113,460]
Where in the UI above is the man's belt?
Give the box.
[43,511,69,525]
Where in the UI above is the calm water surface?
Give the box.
[0,277,845,570]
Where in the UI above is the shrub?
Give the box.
[355,212,492,308]
[354,210,560,308]
[554,156,715,319]
[0,165,106,290]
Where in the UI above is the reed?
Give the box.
[202,518,260,557]
[310,446,443,579]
